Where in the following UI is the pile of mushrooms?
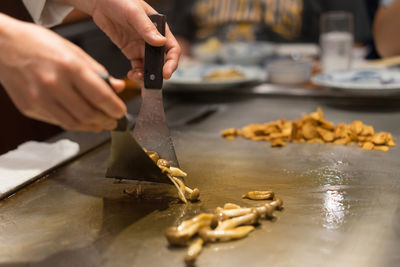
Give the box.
[146,150,200,203]
[165,190,283,265]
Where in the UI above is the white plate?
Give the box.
[219,41,275,65]
[311,69,400,94]
[165,64,267,90]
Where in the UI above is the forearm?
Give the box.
[374,1,400,57]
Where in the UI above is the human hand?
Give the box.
[0,14,126,132]
[62,0,181,83]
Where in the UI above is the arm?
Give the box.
[373,0,400,57]
[0,13,126,132]
[54,0,181,81]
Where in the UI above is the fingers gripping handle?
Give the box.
[98,73,128,131]
[144,14,166,89]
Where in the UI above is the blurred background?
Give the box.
[0,0,396,154]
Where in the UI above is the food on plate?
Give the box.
[202,69,245,81]
[221,108,396,151]
[196,37,222,53]
[166,191,283,265]
[146,150,200,203]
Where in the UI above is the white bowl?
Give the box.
[220,41,275,66]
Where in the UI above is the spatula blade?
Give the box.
[106,128,172,184]
[132,13,179,167]
[133,88,179,167]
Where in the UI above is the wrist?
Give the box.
[0,13,21,41]
[52,0,97,14]
[0,14,26,70]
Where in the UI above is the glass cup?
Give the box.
[320,11,354,73]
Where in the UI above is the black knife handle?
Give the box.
[144,14,166,89]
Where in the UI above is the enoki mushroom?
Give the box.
[165,191,284,265]
[146,150,200,203]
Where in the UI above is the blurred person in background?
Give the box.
[373,0,400,57]
[169,0,371,56]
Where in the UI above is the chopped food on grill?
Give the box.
[145,150,200,203]
[203,69,245,81]
[221,107,396,151]
[166,191,283,264]
[242,190,274,200]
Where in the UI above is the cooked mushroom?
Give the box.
[170,176,200,202]
[199,225,255,242]
[215,207,253,220]
[242,190,274,200]
[184,237,204,265]
[270,198,284,210]
[167,174,187,204]
[145,150,199,203]
[165,190,284,264]
[215,209,260,231]
[215,203,277,220]
[186,187,200,202]
[146,150,160,163]
[223,203,241,209]
[165,213,216,246]
[255,204,275,218]
[157,158,170,168]
[170,167,187,177]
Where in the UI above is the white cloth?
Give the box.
[22,0,74,27]
[0,139,79,198]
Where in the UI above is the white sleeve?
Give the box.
[381,0,395,6]
[22,0,74,28]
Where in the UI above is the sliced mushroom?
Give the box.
[184,237,204,265]
[242,190,274,200]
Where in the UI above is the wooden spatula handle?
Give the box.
[144,14,166,89]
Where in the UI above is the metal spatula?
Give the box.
[103,76,171,185]
[133,14,179,168]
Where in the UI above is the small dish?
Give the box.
[267,59,311,85]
